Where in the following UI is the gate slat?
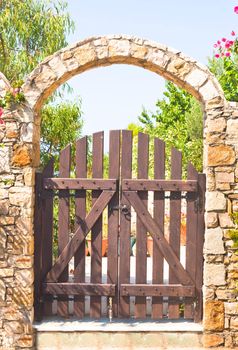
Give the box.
[152,138,165,319]
[90,131,104,318]
[34,172,43,321]
[184,163,198,319]
[58,145,71,317]
[135,132,149,319]
[41,159,54,316]
[108,130,120,317]
[168,148,182,319]
[194,173,206,322]
[74,137,87,317]
[119,130,132,318]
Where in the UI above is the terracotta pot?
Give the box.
[102,239,108,257]
[85,239,91,256]
[181,224,186,246]
[147,237,153,257]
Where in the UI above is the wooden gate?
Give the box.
[34,130,205,322]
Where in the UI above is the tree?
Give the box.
[0,0,83,168]
[0,0,74,82]
[129,82,203,176]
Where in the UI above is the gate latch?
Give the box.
[110,204,130,215]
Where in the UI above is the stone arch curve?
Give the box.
[22,34,226,116]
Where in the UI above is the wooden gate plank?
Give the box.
[152,138,165,319]
[184,163,198,319]
[121,284,195,297]
[124,191,194,286]
[46,190,115,282]
[108,130,120,317]
[90,131,104,318]
[58,145,71,317]
[41,159,54,316]
[34,172,43,321]
[135,132,149,319]
[168,148,182,319]
[44,283,115,296]
[74,137,87,317]
[194,173,206,322]
[119,130,132,318]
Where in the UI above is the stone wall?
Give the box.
[203,102,238,348]
[0,35,238,348]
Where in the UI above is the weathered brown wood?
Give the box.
[108,130,120,317]
[44,178,117,190]
[58,145,71,317]
[184,163,198,319]
[46,190,115,282]
[120,285,195,297]
[123,191,194,286]
[41,159,54,316]
[44,283,115,296]
[152,138,165,319]
[91,131,104,318]
[194,173,206,322]
[119,130,132,318]
[135,132,149,319]
[34,172,43,321]
[74,137,87,318]
[122,179,197,192]
[168,148,182,319]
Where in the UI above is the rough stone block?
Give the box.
[204,227,225,254]
[204,300,224,331]
[219,213,234,228]
[206,191,226,211]
[208,144,235,166]
[227,119,238,140]
[185,68,208,88]
[9,187,32,209]
[230,317,238,329]
[12,144,32,167]
[225,302,238,315]
[15,269,34,288]
[202,333,224,347]
[199,80,220,101]
[204,263,226,286]
[206,212,218,228]
[208,118,226,133]
[0,146,10,173]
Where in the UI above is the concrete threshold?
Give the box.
[34,318,203,332]
[35,319,204,349]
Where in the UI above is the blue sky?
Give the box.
[64,0,238,138]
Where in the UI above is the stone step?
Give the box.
[34,319,204,350]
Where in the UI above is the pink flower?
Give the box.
[213,44,218,48]
[0,118,4,125]
[229,40,234,46]
[234,6,238,14]
[222,38,227,42]
[225,52,231,57]
[231,31,236,36]
[215,54,220,58]
[217,40,221,45]
[0,107,3,117]
[225,42,231,48]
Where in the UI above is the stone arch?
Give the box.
[22,35,225,116]
[2,35,238,348]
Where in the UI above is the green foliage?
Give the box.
[229,213,238,248]
[40,100,83,170]
[0,0,74,83]
[208,53,238,102]
[130,82,203,176]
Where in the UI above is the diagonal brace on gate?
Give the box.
[124,191,194,286]
[46,190,115,282]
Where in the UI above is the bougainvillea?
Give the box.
[209,5,238,101]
